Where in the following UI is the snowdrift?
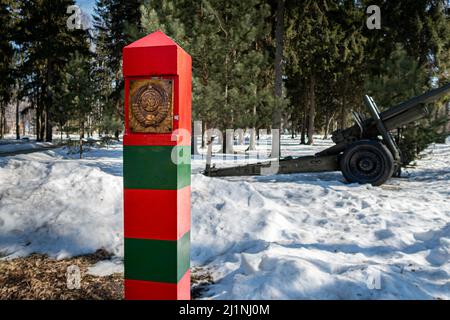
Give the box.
[0,139,449,299]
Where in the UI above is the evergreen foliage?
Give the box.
[0,1,448,165]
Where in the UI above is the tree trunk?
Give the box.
[300,110,307,145]
[323,112,333,140]
[88,116,92,137]
[79,119,85,159]
[191,134,196,155]
[38,91,45,142]
[307,75,316,145]
[225,129,234,155]
[248,99,258,151]
[35,109,40,141]
[115,99,121,141]
[323,112,329,140]
[222,129,230,155]
[237,130,244,145]
[1,108,6,138]
[201,121,207,148]
[339,95,346,129]
[45,106,52,142]
[0,102,4,139]
[249,128,256,151]
[446,101,450,134]
[274,0,285,110]
[33,94,39,140]
[80,121,85,139]
[192,121,201,155]
[45,58,53,142]
[272,0,285,156]
[16,97,20,140]
[39,113,45,141]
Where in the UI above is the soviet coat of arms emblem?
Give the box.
[129,79,173,133]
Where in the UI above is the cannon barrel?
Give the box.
[380,82,450,121]
[332,83,450,144]
[366,104,429,136]
[383,105,429,130]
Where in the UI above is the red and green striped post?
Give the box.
[122,31,191,300]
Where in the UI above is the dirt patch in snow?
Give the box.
[0,250,214,300]
[191,266,215,299]
[0,250,123,300]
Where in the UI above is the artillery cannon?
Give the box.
[204,83,450,186]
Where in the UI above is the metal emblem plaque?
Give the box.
[129,79,173,133]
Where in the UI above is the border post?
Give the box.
[122,31,191,300]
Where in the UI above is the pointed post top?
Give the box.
[125,30,181,49]
[123,30,190,77]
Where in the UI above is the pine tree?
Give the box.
[332,1,367,130]
[14,0,90,141]
[366,45,449,164]
[93,0,141,139]
[363,0,450,164]
[285,0,343,145]
[140,0,274,152]
[0,0,15,138]
[272,0,284,155]
[362,0,450,77]
[55,53,95,141]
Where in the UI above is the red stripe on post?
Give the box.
[123,133,191,146]
[124,132,177,146]
[124,186,190,241]
[125,269,190,300]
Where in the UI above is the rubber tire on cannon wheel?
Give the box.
[340,140,395,186]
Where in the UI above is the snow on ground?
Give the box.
[87,258,124,277]
[0,140,55,154]
[0,145,123,259]
[0,136,449,299]
[191,137,450,299]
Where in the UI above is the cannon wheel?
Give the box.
[340,140,395,186]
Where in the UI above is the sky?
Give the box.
[76,0,95,17]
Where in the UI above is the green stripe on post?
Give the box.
[124,145,190,190]
[124,231,190,284]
